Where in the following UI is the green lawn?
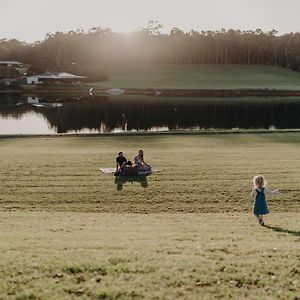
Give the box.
[0,134,300,299]
[0,212,299,299]
[1,134,299,212]
[93,64,300,89]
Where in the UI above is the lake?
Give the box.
[1,94,300,134]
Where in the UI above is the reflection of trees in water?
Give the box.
[41,99,127,133]
[0,99,32,119]
[39,99,300,133]
[0,105,32,118]
[1,97,300,132]
[0,95,29,118]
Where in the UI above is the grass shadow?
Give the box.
[114,176,149,191]
[264,225,300,237]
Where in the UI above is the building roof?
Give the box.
[0,61,23,65]
[27,72,87,79]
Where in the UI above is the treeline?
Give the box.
[1,23,300,73]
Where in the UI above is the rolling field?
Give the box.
[0,134,300,299]
[94,64,300,89]
[1,134,299,212]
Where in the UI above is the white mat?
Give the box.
[99,168,161,174]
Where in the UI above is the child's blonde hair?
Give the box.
[253,175,266,189]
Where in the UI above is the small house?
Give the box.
[26,72,87,85]
[27,96,40,104]
[0,61,24,68]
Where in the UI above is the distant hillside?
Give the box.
[94,64,300,89]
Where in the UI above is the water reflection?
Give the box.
[0,112,56,134]
[1,94,300,134]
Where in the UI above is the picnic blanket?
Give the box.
[100,168,161,175]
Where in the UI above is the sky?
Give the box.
[1,0,300,42]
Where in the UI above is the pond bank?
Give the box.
[5,86,300,97]
[1,129,300,139]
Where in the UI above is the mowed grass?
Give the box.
[0,212,299,299]
[0,134,300,299]
[0,134,300,213]
[94,64,300,89]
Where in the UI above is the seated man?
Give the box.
[115,152,132,175]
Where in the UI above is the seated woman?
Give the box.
[134,149,151,172]
[115,152,132,175]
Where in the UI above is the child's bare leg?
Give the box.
[254,214,264,225]
[258,215,264,225]
[254,214,261,221]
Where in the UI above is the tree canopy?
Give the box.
[1,24,300,73]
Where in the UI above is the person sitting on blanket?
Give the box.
[134,149,151,172]
[115,152,132,175]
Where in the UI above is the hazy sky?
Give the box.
[1,0,300,42]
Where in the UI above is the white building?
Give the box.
[0,61,24,67]
[26,76,40,84]
[26,72,87,85]
[27,96,40,104]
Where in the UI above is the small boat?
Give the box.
[32,102,63,108]
[106,88,125,95]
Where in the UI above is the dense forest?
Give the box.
[1,22,300,75]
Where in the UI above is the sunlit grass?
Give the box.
[0,134,299,299]
[0,134,299,212]
[93,64,300,89]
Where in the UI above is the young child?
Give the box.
[252,175,279,225]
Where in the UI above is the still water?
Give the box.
[0,94,300,134]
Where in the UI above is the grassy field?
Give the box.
[93,64,300,89]
[0,134,300,299]
[0,212,299,299]
[1,134,299,213]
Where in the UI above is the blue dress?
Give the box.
[253,188,269,215]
